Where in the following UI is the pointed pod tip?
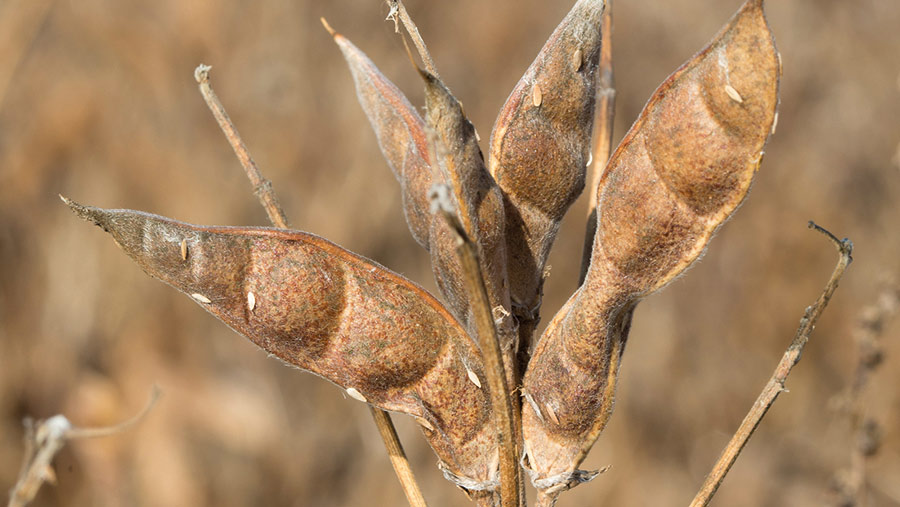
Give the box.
[320,17,338,38]
[60,196,107,228]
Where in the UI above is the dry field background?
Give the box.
[1,0,899,505]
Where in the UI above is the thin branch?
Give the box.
[579,0,616,284]
[384,0,439,79]
[369,407,428,507]
[8,387,160,507]
[690,221,854,507]
[433,191,519,507]
[194,64,289,229]
[194,64,427,507]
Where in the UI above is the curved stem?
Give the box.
[690,222,853,506]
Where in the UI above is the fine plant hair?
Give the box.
[56,1,854,506]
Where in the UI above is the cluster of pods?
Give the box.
[66,0,779,504]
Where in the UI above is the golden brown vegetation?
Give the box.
[2,0,900,506]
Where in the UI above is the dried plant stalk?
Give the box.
[194,65,289,230]
[63,200,501,497]
[522,0,780,501]
[489,0,606,336]
[421,71,518,386]
[195,62,426,506]
[369,407,428,507]
[691,222,853,506]
[439,209,519,507]
[580,0,615,285]
[9,388,159,507]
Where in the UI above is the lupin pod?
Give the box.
[63,198,502,495]
[489,0,606,323]
[329,27,434,250]
[522,0,780,500]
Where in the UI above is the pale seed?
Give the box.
[415,416,435,432]
[572,49,583,71]
[180,239,188,260]
[724,84,743,104]
[466,368,482,389]
[247,291,256,311]
[346,387,367,402]
[545,403,560,425]
[191,293,211,304]
[532,83,543,107]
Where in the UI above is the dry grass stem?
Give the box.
[194,65,425,506]
[384,1,439,79]
[690,221,854,507]
[437,206,519,507]
[194,64,289,229]
[580,0,615,284]
[369,407,428,507]
[8,387,160,507]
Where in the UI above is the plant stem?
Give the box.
[385,0,439,79]
[194,64,289,229]
[370,407,428,507]
[690,221,853,506]
[580,0,616,285]
[194,64,428,507]
[9,388,160,507]
[439,208,520,507]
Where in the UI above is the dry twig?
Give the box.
[580,0,616,284]
[194,64,427,507]
[432,190,520,507]
[8,387,161,507]
[384,1,439,79]
[690,221,854,506]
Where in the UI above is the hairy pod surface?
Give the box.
[64,199,501,491]
[489,0,605,323]
[522,0,779,496]
[421,71,518,385]
[331,31,433,250]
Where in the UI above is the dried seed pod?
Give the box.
[522,0,779,498]
[421,70,519,386]
[329,28,433,249]
[63,199,500,493]
[489,0,605,323]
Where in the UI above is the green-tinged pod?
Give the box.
[522,0,779,500]
[329,28,433,249]
[489,0,605,326]
[64,198,501,495]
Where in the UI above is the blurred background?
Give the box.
[1,0,899,505]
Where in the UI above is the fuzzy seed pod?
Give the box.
[420,71,518,385]
[522,0,780,499]
[330,31,433,249]
[63,199,501,494]
[490,0,605,323]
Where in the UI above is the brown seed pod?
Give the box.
[420,71,518,380]
[63,198,501,493]
[329,28,433,249]
[522,0,780,498]
[489,0,605,323]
